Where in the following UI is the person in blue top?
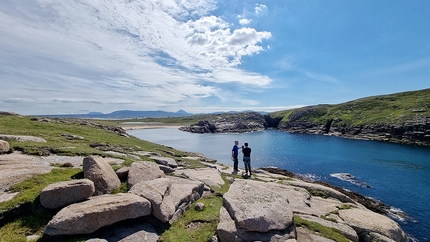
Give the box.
[242,142,252,177]
[231,141,240,173]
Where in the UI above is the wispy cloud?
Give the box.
[0,0,272,114]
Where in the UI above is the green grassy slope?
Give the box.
[270,88,430,127]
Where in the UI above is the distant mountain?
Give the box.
[41,110,192,119]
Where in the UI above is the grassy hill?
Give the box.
[270,88,430,127]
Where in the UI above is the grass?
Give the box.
[308,189,329,199]
[0,114,206,241]
[270,88,430,127]
[0,168,82,241]
[0,115,183,159]
[294,216,350,242]
[158,176,230,242]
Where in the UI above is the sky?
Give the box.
[1,0,430,115]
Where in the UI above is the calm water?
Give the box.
[128,128,430,241]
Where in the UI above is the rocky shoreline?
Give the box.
[179,112,430,146]
[0,135,410,241]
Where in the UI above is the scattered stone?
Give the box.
[150,156,178,168]
[40,179,95,209]
[44,193,151,236]
[135,151,161,157]
[127,161,165,188]
[62,134,84,140]
[0,192,19,203]
[195,202,205,211]
[0,140,10,154]
[158,165,175,173]
[83,156,121,195]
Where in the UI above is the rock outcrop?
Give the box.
[218,179,296,241]
[83,156,121,195]
[0,150,409,241]
[179,112,267,133]
[44,193,151,236]
[40,179,95,209]
[127,161,165,188]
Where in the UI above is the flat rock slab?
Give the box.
[0,152,53,192]
[40,179,95,209]
[223,179,294,232]
[0,134,47,142]
[339,207,408,241]
[174,168,225,187]
[150,156,178,168]
[217,206,296,242]
[44,193,152,236]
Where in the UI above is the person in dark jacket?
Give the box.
[242,142,252,176]
[231,140,240,173]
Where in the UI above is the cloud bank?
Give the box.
[0,0,272,114]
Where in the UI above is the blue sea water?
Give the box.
[128,128,430,241]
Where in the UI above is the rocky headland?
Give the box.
[179,87,430,147]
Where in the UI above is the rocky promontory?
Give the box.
[179,88,430,147]
[179,112,268,133]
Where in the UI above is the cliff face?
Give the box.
[277,110,430,146]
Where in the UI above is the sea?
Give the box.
[128,127,430,241]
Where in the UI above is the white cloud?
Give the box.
[0,0,273,114]
[255,4,268,16]
[239,18,252,25]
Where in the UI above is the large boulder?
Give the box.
[165,176,205,223]
[44,193,151,236]
[217,179,296,241]
[223,179,294,232]
[129,176,204,223]
[127,161,165,188]
[339,207,408,241]
[129,178,173,222]
[40,179,95,209]
[83,156,121,195]
[217,207,296,242]
[0,140,9,154]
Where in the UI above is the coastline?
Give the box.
[120,124,184,130]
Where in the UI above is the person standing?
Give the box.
[231,141,240,173]
[242,142,252,176]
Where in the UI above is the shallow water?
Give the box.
[128,128,430,241]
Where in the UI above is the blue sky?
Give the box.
[1,0,429,115]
